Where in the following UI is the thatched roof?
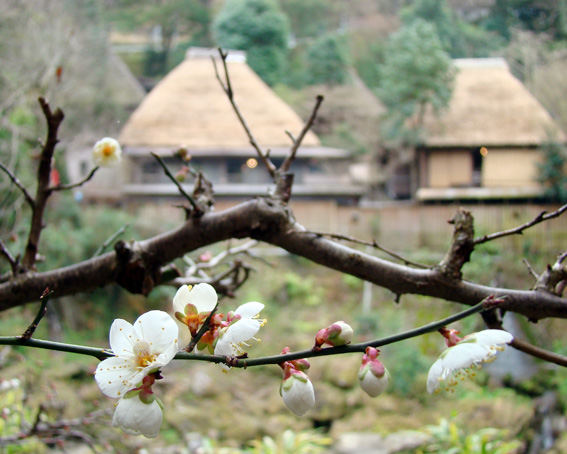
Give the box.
[119,48,320,149]
[423,58,565,147]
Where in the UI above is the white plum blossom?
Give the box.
[92,137,122,167]
[173,283,218,336]
[358,347,390,397]
[94,310,179,398]
[214,302,266,358]
[427,329,513,394]
[113,388,164,438]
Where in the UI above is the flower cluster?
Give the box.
[94,284,513,438]
[94,310,179,438]
[173,283,266,366]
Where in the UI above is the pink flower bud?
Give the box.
[358,347,389,397]
[315,321,353,348]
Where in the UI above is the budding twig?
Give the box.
[474,203,567,245]
[21,287,52,339]
[51,166,99,191]
[151,152,200,212]
[92,224,129,257]
[289,229,428,268]
[212,48,277,177]
[0,161,35,208]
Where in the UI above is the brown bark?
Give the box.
[1,198,566,322]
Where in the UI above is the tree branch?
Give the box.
[21,97,64,270]
[0,298,490,365]
[212,49,277,178]
[280,95,324,173]
[0,199,566,322]
[474,203,567,245]
[50,166,99,191]
[0,161,35,208]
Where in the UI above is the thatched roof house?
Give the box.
[415,58,565,201]
[118,48,364,202]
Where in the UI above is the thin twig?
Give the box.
[92,224,129,257]
[150,152,199,211]
[484,316,567,367]
[522,258,539,280]
[0,297,492,366]
[21,288,52,339]
[186,302,220,353]
[51,166,99,191]
[280,95,324,172]
[474,203,567,245]
[0,240,19,274]
[0,161,35,208]
[289,229,429,268]
[212,49,277,177]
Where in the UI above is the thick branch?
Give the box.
[0,198,566,322]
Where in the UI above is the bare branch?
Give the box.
[474,203,567,245]
[50,166,99,191]
[289,229,429,269]
[22,97,65,270]
[212,49,277,177]
[151,152,200,213]
[0,161,35,208]
[92,224,129,257]
[523,258,540,280]
[1,199,566,322]
[437,208,475,280]
[21,287,52,339]
[0,240,19,274]
[280,95,324,173]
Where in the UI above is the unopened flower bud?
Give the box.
[315,321,353,348]
[358,347,389,397]
[280,370,315,416]
[175,166,190,182]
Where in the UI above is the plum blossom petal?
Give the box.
[92,137,122,167]
[95,311,179,398]
[214,302,265,358]
[112,392,163,438]
[427,329,513,394]
[172,283,217,315]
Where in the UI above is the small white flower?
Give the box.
[173,283,218,335]
[113,391,163,438]
[214,302,265,358]
[92,137,122,167]
[94,310,179,398]
[280,371,316,416]
[427,329,513,394]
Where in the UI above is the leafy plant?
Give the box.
[245,429,332,454]
[411,418,522,454]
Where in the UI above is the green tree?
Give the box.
[401,0,504,57]
[279,0,340,39]
[213,0,289,85]
[537,139,567,203]
[305,34,350,86]
[377,19,455,144]
[107,0,213,75]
